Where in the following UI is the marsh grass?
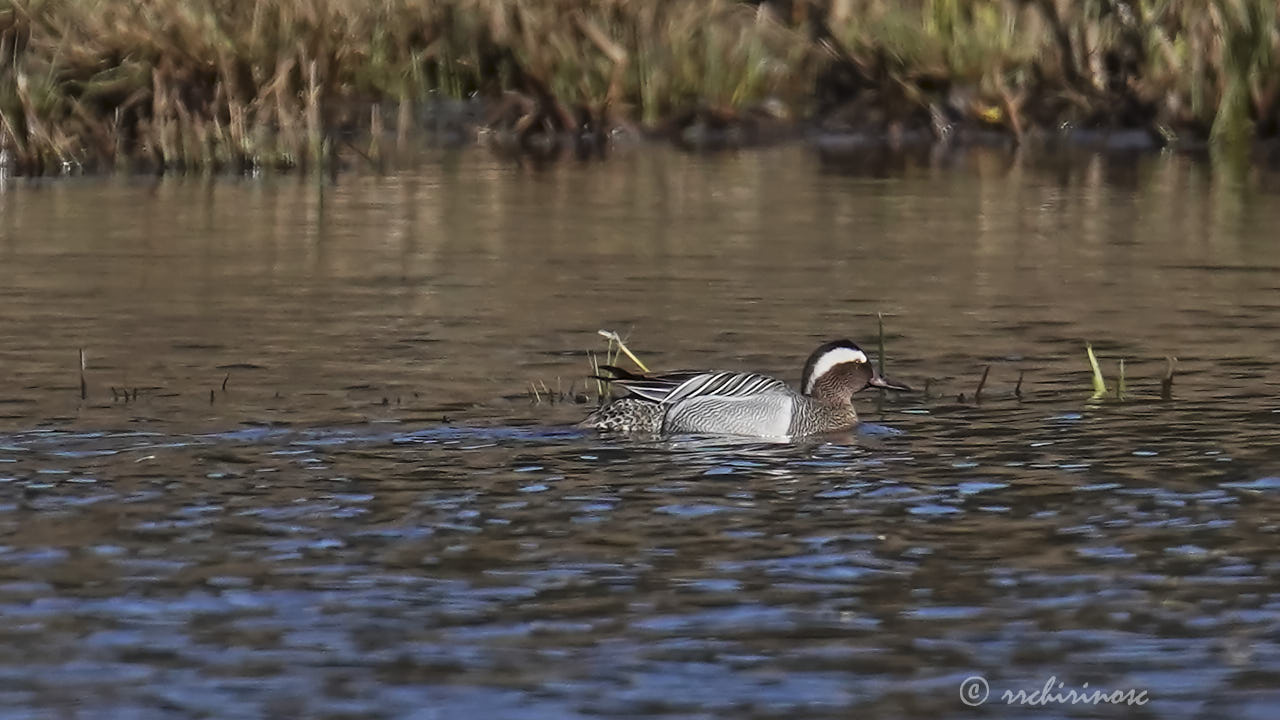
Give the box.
[0,0,812,173]
[526,377,585,405]
[528,329,650,407]
[830,0,1280,144]
[3,0,1280,173]
[585,329,649,406]
[1085,344,1174,402]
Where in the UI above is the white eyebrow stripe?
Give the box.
[803,347,868,393]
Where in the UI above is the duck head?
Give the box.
[800,339,913,401]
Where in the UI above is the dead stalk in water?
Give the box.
[1162,356,1177,400]
[597,329,650,372]
[588,350,605,403]
[877,312,886,376]
[974,365,991,403]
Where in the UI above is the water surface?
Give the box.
[1,148,1279,718]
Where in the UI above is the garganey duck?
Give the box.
[580,339,911,438]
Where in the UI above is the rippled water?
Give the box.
[1,148,1279,718]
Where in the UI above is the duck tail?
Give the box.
[593,364,647,382]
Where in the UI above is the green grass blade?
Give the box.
[1085,343,1107,400]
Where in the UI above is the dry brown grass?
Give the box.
[1,0,1278,174]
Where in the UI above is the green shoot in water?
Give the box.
[1085,343,1107,400]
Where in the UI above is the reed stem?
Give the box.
[597,329,650,373]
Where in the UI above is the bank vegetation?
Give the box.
[1,0,1277,173]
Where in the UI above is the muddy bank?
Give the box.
[336,94,1232,170]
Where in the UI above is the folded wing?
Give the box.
[598,365,788,405]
